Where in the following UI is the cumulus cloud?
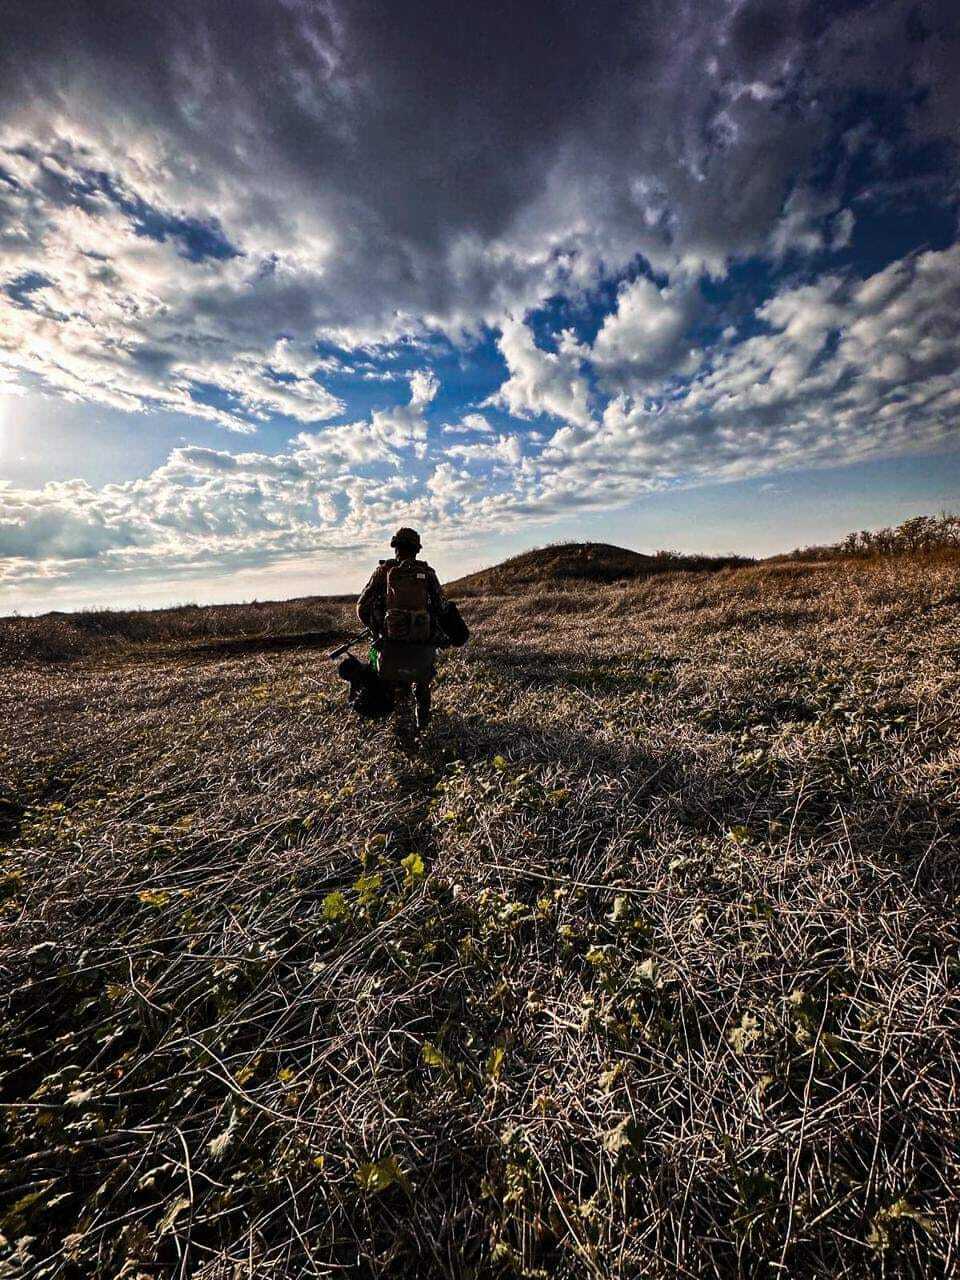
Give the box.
[0,155,345,431]
[587,276,700,394]
[767,185,837,259]
[5,241,960,595]
[541,242,960,495]
[408,369,439,408]
[295,370,437,471]
[443,413,494,435]
[486,317,591,426]
[3,0,956,403]
[446,434,524,467]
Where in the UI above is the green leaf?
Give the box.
[322,891,349,922]
[598,1062,623,1091]
[355,1155,410,1195]
[207,1107,238,1160]
[868,1199,936,1252]
[1,1182,54,1231]
[492,755,508,770]
[401,853,425,888]
[353,872,382,906]
[138,889,171,908]
[603,1117,639,1155]
[486,1045,505,1082]
[787,988,819,1042]
[727,1012,760,1054]
[608,894,630,924]
[635,956,657,984]
[157,1194,192,1236]
[421,1041,450,1071]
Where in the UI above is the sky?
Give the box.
[1,0,959,614]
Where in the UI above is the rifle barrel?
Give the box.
[327,629,370,660]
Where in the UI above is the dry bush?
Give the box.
[790,513,960,562]
[1,557,958,1278]
[0,616,103,664]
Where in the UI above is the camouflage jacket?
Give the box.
[357,557,447,638]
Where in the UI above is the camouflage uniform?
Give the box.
[357,550,447,734]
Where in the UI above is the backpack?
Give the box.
[383,558,434,643]
[337,655,395,719]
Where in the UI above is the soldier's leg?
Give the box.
[414,679,431,730]
[391,681,415,743]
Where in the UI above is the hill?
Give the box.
[1,555,958,1277]
[445,540,751,596]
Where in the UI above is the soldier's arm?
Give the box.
[357,567,386,630]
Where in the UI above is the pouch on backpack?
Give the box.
[384,559,433,643]
[371,639,436,683]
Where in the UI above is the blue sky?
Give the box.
[1,0,959,613]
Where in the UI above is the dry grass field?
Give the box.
[1,553,959,1278]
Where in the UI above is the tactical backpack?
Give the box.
[384,559,434,643]
[337,655,395,719]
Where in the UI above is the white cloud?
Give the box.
[443,412,494,435]
[5,242,960,599]
[2,1,960,606]
[485,317,591,427]
[587,275,700,393]
[0,153,344,432]
[539,242,960,497]
[767,185,836,259]
[830,208,855,251]
[447,433,524,466]
[409,368,440,408]
[296,370,435,468]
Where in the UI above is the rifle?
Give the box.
[327,628,372,661]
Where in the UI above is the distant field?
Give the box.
[0,543,748,666]
[0,596,353,666]
[1,556,959,1278]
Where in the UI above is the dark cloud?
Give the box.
[3,0,956,338]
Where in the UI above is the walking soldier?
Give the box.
[357,527,448,734]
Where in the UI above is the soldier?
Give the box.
[357,527,448,734]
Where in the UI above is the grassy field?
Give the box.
[1,555,959,1278]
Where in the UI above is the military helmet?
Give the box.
[390,526,422,552]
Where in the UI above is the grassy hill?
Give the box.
[1,555,959,1277]
[446,540,750,596]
